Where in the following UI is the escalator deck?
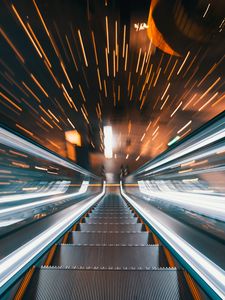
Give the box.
[21,193,198,299]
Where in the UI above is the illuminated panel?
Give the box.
[103,126,113,159]
[65,130,82,146]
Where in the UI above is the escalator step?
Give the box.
[78,223,145,232]
[67,231,154,245]
[90,212,134,216]
[24,268,194,300]
[51,245,168,268]
[84,217,138,224]
[92,208,131,213]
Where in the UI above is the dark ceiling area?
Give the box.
[0,0,225,175]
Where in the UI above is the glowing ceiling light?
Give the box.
[103,126,113,159]
[65,130,81,146]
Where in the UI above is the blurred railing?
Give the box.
[125,111,225,222]
[0,125,102,235]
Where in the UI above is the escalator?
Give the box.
[13,191,204,299]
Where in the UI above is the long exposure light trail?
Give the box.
[0,183,105,294]
[121,183,225,300]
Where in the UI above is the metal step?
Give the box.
[89,212,134,217]
[78,223,145,232]
[51,245,168,268]
[92,208,131,213]
[23,268,194,300]
[84,217,138,224]
[67,231,154,245]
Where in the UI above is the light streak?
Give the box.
[60,62,73,89]
[27,22,52,67]
[160,94,169,110]
[67,118,75,129]
[33,0,50,37]
[11,5,42,59]
[177,120,192,134]
[170,101,182,117]
[136,48,142,73]
[198,92,218,111]
[122,25,126,58]
[103,80,108,98]
[140,52,147,76]
[105,48,109,77]
[30,74,49,98]
[167,59,178,80]
[15,124,34,137]
[78,84,86,102]
[121,184,225,299]
[97,68,102,91]
[0,92,22,111]
[161,82,170,100]
[124,43,128,71]
[77,29,88,67]
[0,27,25,63]
[113,50,116,77]
[199,77,221,100]
[153,67,161,87]
[91,31,98,66]
[65,35,78,71]
[203,3,211,18]
[0,184,105,293]
[105,16,109,54]
[182,94,196,110]
[177,51,190,75]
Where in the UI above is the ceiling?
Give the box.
[0,0,225,175]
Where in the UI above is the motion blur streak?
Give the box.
[121,183,225,300]
[0,180,70,204]
[0,127,95,177]
[138,180,225,221]
[0,182,105,293]
[0,180,89,217]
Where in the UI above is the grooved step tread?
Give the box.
[78,223,145,232]
[84,217,138,224]
[23,268,194,300]
[51,245,168,268]
[67,231,154,245]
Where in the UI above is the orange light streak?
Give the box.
[11,5,42,58]
[177,51,190,75]
[30,74,49,98]
[105,16,109,54]
[0,27,25,63]
[198,92,218,111]
[16,124,34,136]
[60,62,73,89]
[27,22,51,67]
[22,81,41,103]
[177,120,192,134]
[97,68,102,91]
[122,25,126,58]
[91,31,98,66]
[136,48,142,73]
[0,92,22,111]
[65,35,78,71]
[105,48,109,77]
[170,101,182,117]
[78,29,88,67]
[124,43,128,71]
